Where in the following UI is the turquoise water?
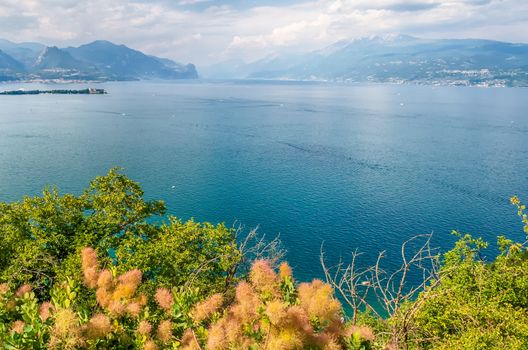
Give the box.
[0,81,527,281]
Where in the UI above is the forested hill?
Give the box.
[0,39,198,81]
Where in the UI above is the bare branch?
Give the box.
[320,233,442,349]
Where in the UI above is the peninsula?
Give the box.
[0,88,107,95]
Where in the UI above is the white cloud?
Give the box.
[178,0,211,5]
[229,21,312,49]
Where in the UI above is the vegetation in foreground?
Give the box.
[0,169,527,349]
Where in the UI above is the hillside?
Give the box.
[0,39,198,81]
[206,35,528,87]
[0,49,24,71]
[0,39,44,67]
[65,40,198,79]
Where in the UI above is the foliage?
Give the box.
[0,250,374,349]
[321,234,440,349]
[2,170,528,349]
[322,196,528,350]
[193,260,354,350]
[113,217,240,293]
[394,197,528,349]
[0,168,241,303]
[412,228,528,349]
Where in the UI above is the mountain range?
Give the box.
[203,35,528,87]
[2,35,528,86]
[0,39,198,82]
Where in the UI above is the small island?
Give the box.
[0,88,107,95]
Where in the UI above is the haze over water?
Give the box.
[0,81,527,280]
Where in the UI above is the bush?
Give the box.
[0,249,375,349]
[322,197,528,350]
[412,201,528,350]
[413,248,528,348]
[0,168,241,305]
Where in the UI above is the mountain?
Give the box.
[33,46,87,70]
[0,39,44,67]
[0,50,24,71]
[0,50,25,81]
[150,56,198,78]
[0,39,198,81]
[64,40,198,79]
[220,35,528,87]
[29,46,105,81]
[2,36,527,86]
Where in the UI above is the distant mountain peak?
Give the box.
[367,33,417,42]
[80,40,127,49]
[0,39,45,52]
[35,46,60,63]
[89,40,115,45]
[0,49,25,72]
[317,34,419,57]
[34,46,83,70]
[341,34,419,47]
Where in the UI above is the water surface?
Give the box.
[0,81,527,281]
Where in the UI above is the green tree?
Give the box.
[0,168,241,302]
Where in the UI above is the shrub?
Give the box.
[0,168,241,305]
[0,249,375,349]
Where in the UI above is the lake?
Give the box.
[0,80,527,281]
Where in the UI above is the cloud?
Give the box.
[464,0,493,5]
[0,0,526,67]
[229,20,316,49]
[328,0,441,12]
[178,0,211,5]
[386,2,439,12]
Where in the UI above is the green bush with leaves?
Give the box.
[320,196,528,350]
[411,197,528,350]
[0,168,240,304]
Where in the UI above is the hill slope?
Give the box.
[0,39,198,81]
[0,50,24,81]
[0,39,44,68]
[33,46,87,70]
[65,40,198,80]
[233,35,528,87]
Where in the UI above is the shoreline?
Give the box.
[0,88,107,95]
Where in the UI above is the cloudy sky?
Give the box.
[0,0,526,66]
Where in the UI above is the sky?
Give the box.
[0,0,527,67]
